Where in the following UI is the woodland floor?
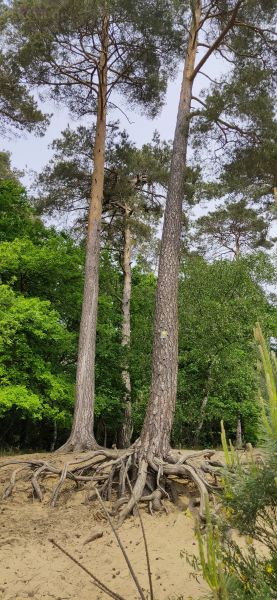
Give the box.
[0,449,261,600]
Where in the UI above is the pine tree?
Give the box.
[6,0,181,450]
[0,1,47,135]
[37,125,171,448]
[118,0,276,523]
[194,198,273,260]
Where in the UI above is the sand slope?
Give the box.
[0,452,211,600]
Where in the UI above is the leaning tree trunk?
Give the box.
[50,420,58,452]
[112,1,243,524]
[58,18,108,452]
[139,6,201,463]
[116,3,203,524]
[118,207,133,449]
[235,234,241,259]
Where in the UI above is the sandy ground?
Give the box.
[0,451,212,600]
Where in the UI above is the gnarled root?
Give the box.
[0,447,221,523]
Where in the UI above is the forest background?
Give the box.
[0,0,276,454]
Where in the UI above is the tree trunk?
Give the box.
[140,3,201,462]
[235,234,241,259]
[57,17,108,452]
[194,392,209,447]
[236,417,243,448]
[50,420,57,452]
[118,208,133,448]
[138,0,243,462]
[194,362,213,446]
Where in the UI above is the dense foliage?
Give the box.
[0,0,276,456]
[188,326,277,599]
[0,178,276,451]
[176,255,276,447]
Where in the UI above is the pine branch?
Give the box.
[191,95,256,138]
[191,0,244,81]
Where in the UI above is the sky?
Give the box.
[2,46,276,294]
[2,48,276,246]
[2,53,224,184]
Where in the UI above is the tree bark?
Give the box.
[235,234,241,259]
[57,17,108,452]
[140,3,202,462]
[50,420,58,452]
[236,417,243,448]
[118,208,133,448]
[194,392,209,447]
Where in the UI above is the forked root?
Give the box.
[0,447,222,523]
[117,459,148,526]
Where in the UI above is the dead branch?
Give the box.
[83,530,103,545]
[95,489,147,600]
[49,538,127,600]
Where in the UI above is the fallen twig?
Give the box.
[126,473,154,600]
[49,538,127,600]
[95,489,147,600]
[83,530,103,545]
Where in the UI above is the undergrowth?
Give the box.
[186,323,277,600]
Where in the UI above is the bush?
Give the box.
[188,324,277,599]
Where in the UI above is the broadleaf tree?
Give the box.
[177,254,277,448]
[0,181,124,451]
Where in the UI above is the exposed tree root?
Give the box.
[55,433,100,453]
[0,447,223,523]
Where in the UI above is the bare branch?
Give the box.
[192,0,244,80]
[49,538,127,600]
[107,100,134,124]
[95,489,147,600]
[234,20,275,36]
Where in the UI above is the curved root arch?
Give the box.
[0,447,223,522]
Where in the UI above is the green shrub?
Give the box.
[188,324,277,599]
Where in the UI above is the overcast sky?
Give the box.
[2,48,276,273]
[2,53,224,184]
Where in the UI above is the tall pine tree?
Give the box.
[6,0,181,450]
